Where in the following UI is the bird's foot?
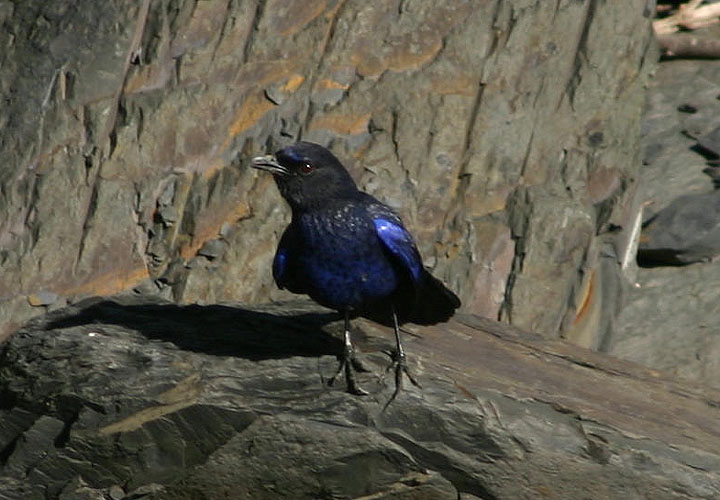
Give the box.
[382,349,421,410]
[327,344,370,396]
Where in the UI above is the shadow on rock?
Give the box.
[43,298,343,361]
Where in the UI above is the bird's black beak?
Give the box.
[251,155,290,176]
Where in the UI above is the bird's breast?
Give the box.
[291,208,400,309]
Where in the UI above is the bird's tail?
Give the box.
[409,270,461,325]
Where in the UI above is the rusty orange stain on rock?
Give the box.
[99,398,197,436]
[123,63,174,94]
[210,91,276,180]
[179,201,252,261]
[274,0,329,36]
[429,74,478,97]
[317,79,349,90]
[202,161,224,180]
[387,35,443,73]
[221,68,304,153]
[351,31,445,78]
[283,74,305,92]
[573,269,596,326]
[235,59,304,89]
[204,70,301,180]
[468,188,512,218]
[309,113,371,136]
[228,92,276,139]
[351,51,386,78]
[61,267,150,297]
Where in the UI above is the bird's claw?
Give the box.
[327,344,370,396]
[382,349,421,411]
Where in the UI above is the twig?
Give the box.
[654,1,720,35]
[657,33,720,57]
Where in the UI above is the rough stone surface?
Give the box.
[613,263,720,388]
[0,0,656,347]
[639,190,720,265]
[1,296,719,500]
[609,52,720,390]
[639,59,720,219]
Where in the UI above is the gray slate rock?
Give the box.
[611,261,720,389]
[639,190,720,265]
[0,0,656,351]
[610,51,720,393]
[26,291,61,307]
[1,296,719,500]
[697,124,720,159]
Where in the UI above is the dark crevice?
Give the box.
[518,127,535,179]
[0,436,19,466]
[502,7,518,51]
[499,187,531,323]
[564,0,597,110]
[487,0,505,56]
[241,0,265,64]
[74,179,101,271]
[108,126,118,159]
[53,412,78,448]
[210,0,234,63]
[297,1,345,141]
[0,386,18,411]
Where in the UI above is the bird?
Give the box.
[251,141,460,402]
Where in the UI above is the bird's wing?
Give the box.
[273,247,289,288]
[364,197,423,284]
[273,226,295,289]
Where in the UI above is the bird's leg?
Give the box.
[328,310,369,396]
[384,305,421,409]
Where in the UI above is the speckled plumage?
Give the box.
[277,200,401,311]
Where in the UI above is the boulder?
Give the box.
[610,54,720,388]
[0,0,656,348]
[1,296,718,499]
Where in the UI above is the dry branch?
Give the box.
[654,0,720,34]
[657,32,720,57]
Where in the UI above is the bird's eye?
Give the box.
[300,163,315,175]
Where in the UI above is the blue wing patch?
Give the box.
[373,218,423,283]
[273,247,289,287]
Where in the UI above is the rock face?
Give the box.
[610,55,720,389]
[1,296,719,500]
[0,0,656,347]
[639,190,720,265]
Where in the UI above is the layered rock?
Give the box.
[0,0,656,348]
[610,54,720,388]
[1,297,718,499]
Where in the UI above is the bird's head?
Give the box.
[251,142,359,211]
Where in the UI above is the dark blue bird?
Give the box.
[251,141,460,400]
